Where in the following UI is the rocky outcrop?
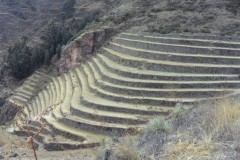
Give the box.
[56,27,117,74]
[0,89,17,126]
[0,101,18,126]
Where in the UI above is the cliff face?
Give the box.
[56,27,117,74]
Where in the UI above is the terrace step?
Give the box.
[125,32,240,43]
[85,61,235,98]
[80,95,173,116]
[73,63,173,116]
[113,37,240,56]
[52,76,66,119]
[60,115,143,136]
[15,89,33,97]
[13,92,30,100]
[119,33,240,48]
[43,113,107,142]
[103,47,240,74]
[71,68,150,125]
[109,42,240,65]
[10,96,28,104]
[90,58,240,89]
[46,80,55,108]
[61,73,73,115]
[96,55,240,81]
[80,65,215,106]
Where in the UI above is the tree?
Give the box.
[7,37,32,79]
[226,0,240,14]
[7,22,73,79]
[62,0,76,19]
[40,22,72,64]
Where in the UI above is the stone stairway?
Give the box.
[8,32,240,151]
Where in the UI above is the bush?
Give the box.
[170,105,192,120]
[145,117,172,134]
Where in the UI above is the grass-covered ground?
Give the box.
[97,97,240,160]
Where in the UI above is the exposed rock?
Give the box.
[0,89,13,106]
[0,101,18,126]
[0,90,17,125]
[9,152,19,158]
[0,155,5,159]
[56,27,117,75]
[0,89,16,126]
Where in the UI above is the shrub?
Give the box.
[145,117,172,134]
[170,105,192,120]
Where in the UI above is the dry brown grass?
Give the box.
[160,97,240,160]
[161,133,217,160]
[212,98,240,134]
[97,97,240,159]
[112,144,140,160]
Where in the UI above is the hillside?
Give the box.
[1,0,239,53]
[0,0,108,70]
[0,0,240,159]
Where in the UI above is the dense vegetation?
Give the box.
[62,0,76,19]
[227,0,240,14]
[7,22,72,79]
[39,22,72,64]
[7,37,32,79]
[5,0,86,79]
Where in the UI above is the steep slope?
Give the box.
[0,0,63,55]
[8,32,240,151]
[0,0,108,67]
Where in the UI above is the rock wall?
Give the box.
[56,27,117,74]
